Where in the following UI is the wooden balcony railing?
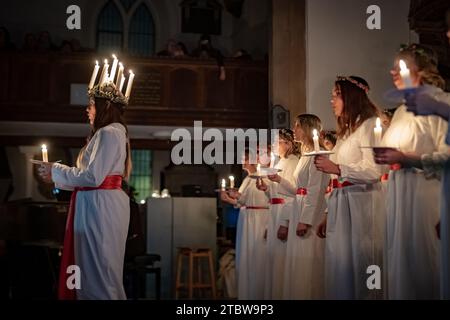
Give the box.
[0,52,269,128]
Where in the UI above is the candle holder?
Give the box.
[302,150,334,157]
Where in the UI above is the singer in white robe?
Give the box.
[234,176,270,300]
[51,123,130,299]
[282,153,328,299]
[320,117,384,300]
[380,100,448,299]
[263,154,298,299]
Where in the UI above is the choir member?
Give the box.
[374,43,449,299]
[220,149,270,299]
[314,76,384,299]
[255,129,299,299]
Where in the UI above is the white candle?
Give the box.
[41,144,48,162]
[313,129,320,152]
[229,175,235,189]
[257,164,261,175]
[109,54,118,82]
[125,70,135,98]
[270,152,275,168]
[374,117,382,146]
[119,75,125,92]
[88,61,99,89]
[115,62,124,89]
[221,178,226,191]
[399,59,413,89]
[99,59,109,86]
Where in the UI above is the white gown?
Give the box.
[382,100,448,300]
[235,176,270,300]
[326,117,384,300]
[263,154,298,299]
[282,152,329,299]
[52,123,130,300]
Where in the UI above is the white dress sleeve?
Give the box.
[299,159,328,225]
[51,127,124,188]
[278,176,297,195]
[339,119,382,184]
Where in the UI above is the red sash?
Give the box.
[330,178,354,189]
[58,175,123,300]
[381,164,402,181]
[296,188,308,196]
[244,206,269,210]
[270,198,285,205]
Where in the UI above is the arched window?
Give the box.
[97,1,123,53]
[96,0,155,56]
[128,4,155,56]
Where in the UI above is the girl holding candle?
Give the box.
[271,114,329,300]
[220,149,270,299]
[374,45,449,300]
[37,64,133,300]
[255,129,299,299]
[314,76,384,300]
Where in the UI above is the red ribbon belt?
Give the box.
[296,188,308,196]
[270,198,285,205]
[58,175,123,300]
[244,206,269,210]
[381,164,402,181]
[330,178,354,189]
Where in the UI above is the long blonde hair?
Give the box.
[295,114,323,153]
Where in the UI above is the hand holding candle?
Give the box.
[374,117,382,146]
[41,144,48,162]
[313,129,320,152]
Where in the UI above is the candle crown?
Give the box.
[87,55,135,106]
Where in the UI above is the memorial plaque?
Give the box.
[130,68,162,107]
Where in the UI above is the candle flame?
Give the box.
[104,59,108,64]
[376,117,381,128]
[41,144,47,150]
[313,129,318,138]
[257,164,261,171]
[129,70,134,75]
[119,62,123,67]
[229,175,234,180]
[112,54,117,59]
[399,59,409,72]
[95,60,99,65]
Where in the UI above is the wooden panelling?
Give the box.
[0,53,269,128]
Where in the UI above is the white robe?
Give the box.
[52,123,130,300]
[263,154,298,299]
[326,117,384,300]
[282,153,329,299]
[235,176,270,300]
[382,102,448,300]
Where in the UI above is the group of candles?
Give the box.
[221,176,235,190]
[88,54,135,99]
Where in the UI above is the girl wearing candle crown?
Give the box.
[37,62,133,300]
[374,44,449,299]
[220,148,270,299]
[314,76,384,300]
[267,114,329,299]
[255,129,299,299]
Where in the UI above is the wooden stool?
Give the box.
[175,247,216,299]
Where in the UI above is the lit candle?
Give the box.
[109,54,118,82]
[125,70,135,98]
[88,61,99,89]
[374,117,382,146]
[229,175,235,189]
[313,129,320,152]
[41,144,48,162]
[399,59,413,89]
[257,164,261,175]
[119,75,125,92]
[221,178,226,191]
[270,152,275,168]
[99,59,109,86]
[115,62,124,89]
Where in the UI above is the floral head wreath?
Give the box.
[279,128,295,141]
[88,82,128,106]
[336,76,370,94]
[399,44,428,59]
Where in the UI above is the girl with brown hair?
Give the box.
[314,76,384,299]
